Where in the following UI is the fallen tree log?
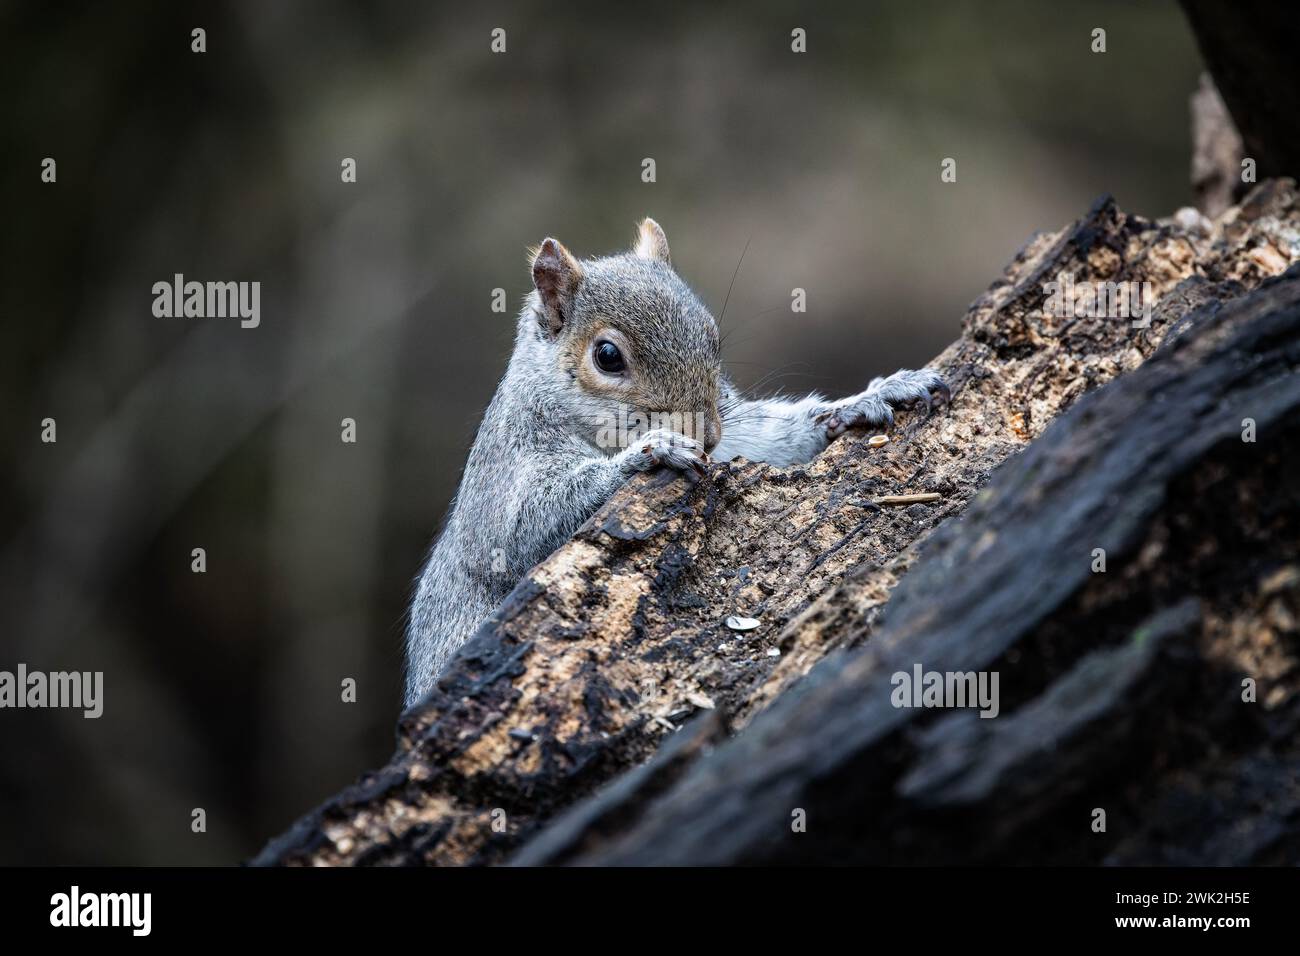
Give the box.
[254,180,1300,866]
[516,259,1300,865]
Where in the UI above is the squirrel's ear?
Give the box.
[530,237,584,336]
[632,217,670,265]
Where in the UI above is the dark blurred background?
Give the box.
[1,1,1205,864]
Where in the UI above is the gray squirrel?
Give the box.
[404,218,948,707]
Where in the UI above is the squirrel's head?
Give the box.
[525,218,723,453]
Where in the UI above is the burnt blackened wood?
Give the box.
[533,270,1300,865]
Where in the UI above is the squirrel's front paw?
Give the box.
[816,368,950,438]
[618,428,709,478]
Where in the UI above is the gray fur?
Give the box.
[404,223,947,708]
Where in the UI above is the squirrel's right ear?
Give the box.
[530,237,584,336]
[632,217,670,265]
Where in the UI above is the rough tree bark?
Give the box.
[516,257,1300,865]
[253,179,1300,866]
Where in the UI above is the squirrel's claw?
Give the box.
[619,428,709,479]
[820,368,949,438]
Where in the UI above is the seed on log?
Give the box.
[725,615,761,631]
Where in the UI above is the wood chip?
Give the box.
[1260,565,1300,595]
[686,692,716,710]
[875,493,941,506]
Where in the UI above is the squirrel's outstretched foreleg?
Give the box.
[715,368,948,467]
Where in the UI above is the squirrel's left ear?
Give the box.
[530,237,584,337]
[632,217,670,266]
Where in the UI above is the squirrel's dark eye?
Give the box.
[593,340,625,374]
